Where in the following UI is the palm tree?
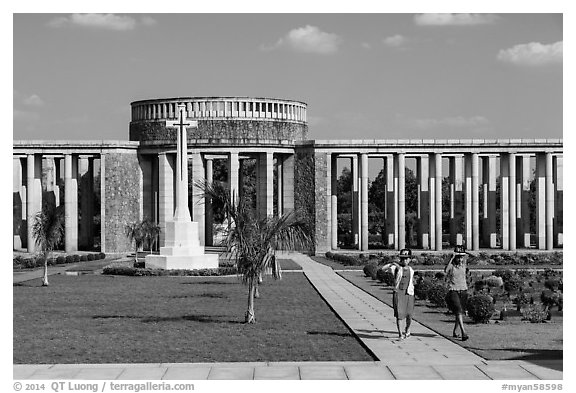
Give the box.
[32,204,64,286]
[199,180,314,323]
[125,222,145,263]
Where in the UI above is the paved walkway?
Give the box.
[14,253,562,380]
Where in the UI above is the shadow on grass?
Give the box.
[170,293,228,299]
[92,314,244,324]
[306,330,353,338]
[468,347,563,368]
[180,281,238,285]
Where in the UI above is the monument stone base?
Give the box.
[145,220,219,270]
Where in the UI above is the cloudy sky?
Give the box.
[13,13,562,141]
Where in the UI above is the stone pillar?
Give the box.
[191,152,205,246]
[385,155,395,248]
[331,154,338,250]
[535,154,546,249]
[449,156,464,245]
[361,153,369,251]
[545,152,554,250]
[228,152,240,206]
[257,152,273,218]
[205,158,213,247]
[282,154,295,213]
[482,156,498,248]
[397,153,406,250]
[351,155,360,249]
[13,157,24,249]
[158,153,175,247]
[41,157,58,209]
[509,153,517,251]
[78,157,94,250]
[428,154,436,250]
[277,156,283,216]
[64,154,78,253]
[471,153,480,251]
[501,154,510,250]
[434,153,443,251]
[100,155,106,252]
[518,155,532,248]
[417,156,430,249]
[553,155,563,247]
[464,155,472,249]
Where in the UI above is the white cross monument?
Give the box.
[145,103,219,270]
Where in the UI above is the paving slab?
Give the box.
[207,367,254,380]
[344,365,395,380]
[28,368,82,379]
[117,367,168,380]
[477,364,539,380]
[299,365,348,380]
[253,366,300,380]
[162,367,211,380]
[388,365,443,380]
[433,365,491,380]
[74,367,125,380]
[518,363,563,380]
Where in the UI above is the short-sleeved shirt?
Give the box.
[445,262,468,291]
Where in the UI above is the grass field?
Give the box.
[339,271,563,361]
[14,273,372,364]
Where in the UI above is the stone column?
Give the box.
[428,154,436,250]
[64,154,78,253]
[501,154,510,250]
[331,154,338,250]
[360,153,369,251]
[228,152,240,206]
[191,152,205,246]
[449,156,464,246]
[385,155,395,248]
[13,157,24,249]
[205,158,213,247]
[553,155,563,247]
[464,155,473,249]
[471,153,480,251]
[509,153,517,251]
[434,153,443,251]
[257,152,273,218]
[417,156,430,249]
[518,155,532,248]
[277,155,284,216]
[397,153,406,250]
[78,157,94,250]
[100,155,106,252]
[282,154,295,213]
[535,154,546,249]
[482,156,498,248]
[545,152,554,250]
[158,153,175,247]
[351,155,360,249]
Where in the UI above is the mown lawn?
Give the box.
[14,273,372,364]
[339,271,563,361]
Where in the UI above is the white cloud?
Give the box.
[23,94,45,107]
[265,25,341,54]
[414,13,498,26]
[497,41,562,66]
[383,34,407,47]
[361,42,372,50]
[48,14,156,31]
[403,115,490,130]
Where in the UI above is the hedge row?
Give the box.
[102,264,238,277]
[327,251,562,267]
[13,253,106,269]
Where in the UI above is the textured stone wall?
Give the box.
[103,152,141,253]
[130,120,308,144]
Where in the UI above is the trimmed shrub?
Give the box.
[493,269,514,282]
[56,255,66,264]
[427,283,449,307]
[377,268,395,286]
[504,275,524,293]
[363,262,379,279]
[544,279,561,291]
[46,258,57,266]
[540,290,561,309]
[522,304,548,323]
[99,252,106,259]
[65,255,75,264]
[466,294,495,323]
[414,277,434,300]
[80,254,88,262]
[513,292,530,311]
[103,265,137,276]
[485,276,504,288]
[87,254,95,261]
[72,254,80,263]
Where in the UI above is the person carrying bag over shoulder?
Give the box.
[381,248,416,340]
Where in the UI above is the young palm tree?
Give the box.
[32,204,64,286]
[199,180,314,323]
[125,222,145,263]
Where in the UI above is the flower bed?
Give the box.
[13,252,106,270]
[102,261,238,277]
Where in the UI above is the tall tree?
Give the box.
[32,204,64,286]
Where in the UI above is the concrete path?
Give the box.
[13,253,562,380]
